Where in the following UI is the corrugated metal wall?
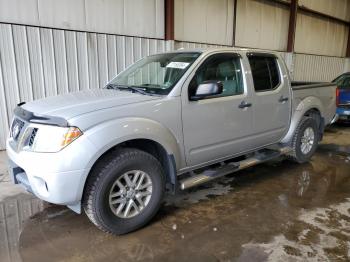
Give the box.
[345,58,350,72]
[174,0,234,46]
[235,0,290,51]
[294,13,349,57]
[0,196,44,262]
[173,0,350,55]
[0,0,165,39]
[299,0,350,22]
[0,23,172,150]
[293,53,346,82]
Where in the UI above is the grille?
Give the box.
[28,128,38,147]
[11,118,25,141]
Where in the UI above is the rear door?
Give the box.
[246,53,291,148]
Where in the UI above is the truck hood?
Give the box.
[22,89,161,120]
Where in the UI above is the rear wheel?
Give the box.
[83,148,165,235]
[289,117,319,163]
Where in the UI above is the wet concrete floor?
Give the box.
[1,124,350,262]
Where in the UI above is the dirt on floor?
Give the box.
[1,124,350,262]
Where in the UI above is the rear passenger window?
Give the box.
[248,55,280,92]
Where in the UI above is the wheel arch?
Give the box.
[70,117,182,212]
[281,95,324,144]
[86,138,178,194]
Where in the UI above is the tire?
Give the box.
[289,117,319,164]
[83,148,165,235]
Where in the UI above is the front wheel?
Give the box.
[83,148,165,235]
[289,117,319,163]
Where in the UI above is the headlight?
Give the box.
[29,125,82,153]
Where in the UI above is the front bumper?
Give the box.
[6,135,96,209]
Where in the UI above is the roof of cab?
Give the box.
[159,47,279,56]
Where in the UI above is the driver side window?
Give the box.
[189,54,244,98]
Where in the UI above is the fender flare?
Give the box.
[73,117,182,205]
[281,96,324,144]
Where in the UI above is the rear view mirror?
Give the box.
[190,81,223,101]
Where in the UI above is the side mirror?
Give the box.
[190,80,223,101]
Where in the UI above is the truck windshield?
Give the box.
[107,52,201,95]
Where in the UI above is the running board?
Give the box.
[180,147,291,190]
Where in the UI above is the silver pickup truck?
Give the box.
[7,48,337,234]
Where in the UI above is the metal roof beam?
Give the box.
[346,26,350,57]
[165,0,174,40]
[287,0,298,52]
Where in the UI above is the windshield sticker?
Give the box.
[166,62,190,69]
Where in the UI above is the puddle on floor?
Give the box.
[0,127,350,262]
[0,194,44,262]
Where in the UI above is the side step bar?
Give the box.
[180,147,291,190]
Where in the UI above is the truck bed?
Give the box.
[291,81,337,125]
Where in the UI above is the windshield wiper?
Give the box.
[106,84,152,96]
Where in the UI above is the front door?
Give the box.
[181,53,253,167]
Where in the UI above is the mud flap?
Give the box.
[67,202,81,214]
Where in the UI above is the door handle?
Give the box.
[238,101,252,109]
[279,96,289,103]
